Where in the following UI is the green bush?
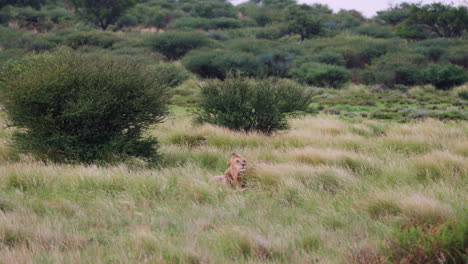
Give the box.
[361,53,426,87]
[442,46,468,68]
[0,50,169,163]
[15,7,52,32]
[206,31,230,41]
[423,63,467,90]
[291,62,350,88]
[386,221,467,264]
[170,17,209,29]
[65,30,120,49]
[147,31,211,60]
[182,50,265,79]
[258,50,295,77]
[354,24,395,38]
[307,51,346,66]
[255,27,284,40]
[151,63,190,88]
[196,75,312,134]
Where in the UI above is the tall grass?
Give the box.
[0,112,466,263]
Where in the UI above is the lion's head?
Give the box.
[227,153,247,173]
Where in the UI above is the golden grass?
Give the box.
[0,113,467,263]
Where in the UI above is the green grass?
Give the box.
[0,105,467,263]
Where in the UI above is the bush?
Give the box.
[255,27,284,40]
[258,50,295,77]
[0,50,169,163]
[183,50,265,79]
[65,30,120,49]
[423,63,467,90]
[151,63,190,88]
[291,62,350,88]
[354,24,395,38]
[206,31,230,41]
[385,221,467,264]
[196,75,312,134]
[361,53,426,87]
[170,17,209,29]
[443,46,468,68]
[306,51,346,66]
[147,31,211,60]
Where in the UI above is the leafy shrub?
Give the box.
[183,50,265,79]
[208,17,242,29]
[117,14,138,27]
[196,75,312,134]
[170,17,209,29]
[206,31,230,41]
[291,62,350,88]
[0,6,12,24]
[308,51,346,66]
[423,63,467,90]
[361,53,426,87]
[27,38,56,52]
[442,46,468,68]
[385,221,467,264]
[354,24,395,38]
[65,30,120,49]
[255,27,284,40]
[0,50,169,163]
[46,7,73,24]
[151,63,190,88]
[15,7,52,32]
[258,50,295,77]
[148,31,211,60]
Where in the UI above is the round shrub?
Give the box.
[354,24,395,38]
[196,75,312,134]
[151,63,190,88]
[0,50,169,163]
[423,63,467,90]
[310,51,346,66]
[361,53,427,87]
[148,31,211,60]
[256,27,284,40]
[291,62,350,88]
[65,30,120,49]
[182,50,265,79]
[258,51,295,77]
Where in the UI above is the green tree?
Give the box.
[72,0,137,30]
[376,3,415,25]
[285,4,322,42]
[405,3,468,38]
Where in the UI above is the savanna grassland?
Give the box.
[0,86,467,263]
[1,0,468,263]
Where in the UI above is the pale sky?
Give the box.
[230,0,467,17]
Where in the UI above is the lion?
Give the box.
[210,153,247,188]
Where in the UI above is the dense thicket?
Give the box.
[0,0,466,90]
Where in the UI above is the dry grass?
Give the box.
[0,112,467,263]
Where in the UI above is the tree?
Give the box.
[405,3,468,38]
[72,0,137,30]
[285,4,323,42]
[376,3,415,25]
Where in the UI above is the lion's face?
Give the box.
[228,154,247,173]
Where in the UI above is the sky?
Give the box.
[229,0,467,17]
